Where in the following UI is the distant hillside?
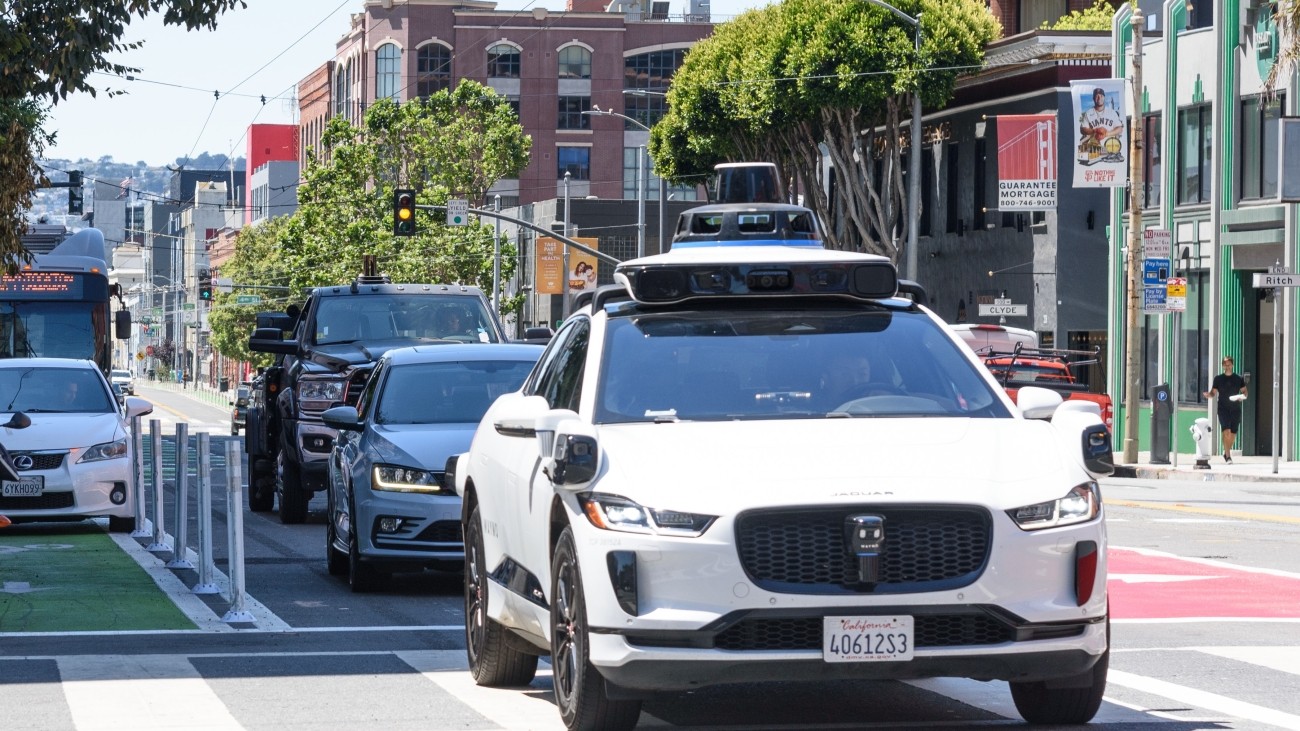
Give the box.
[31,152,246,227]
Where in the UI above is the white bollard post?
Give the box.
[146,419,171,551]
[165,422,193,569]
[192,432,219,594]
[129,414,151,538]
[222,440,254,623]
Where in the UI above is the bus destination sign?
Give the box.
[0,271,85,299]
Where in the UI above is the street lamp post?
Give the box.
[622,90,672,252]
[861,0,922,282]
[583,105,663,258]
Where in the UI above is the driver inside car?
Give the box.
[820,352,890,409]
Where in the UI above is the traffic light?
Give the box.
[393,188,417,236]
[198,268,212,301]
[67,170,83,216]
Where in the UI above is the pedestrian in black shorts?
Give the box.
[1204,355,1247,463]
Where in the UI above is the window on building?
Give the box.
[417,45,452,99]
[946,142,960,233]
[624,49,686,128]
[973,138,987,229]
[1240,94,1284,201]
[1177,104,1212,205]
[1189,0,1214,29]
[1018,0,1068,32]
[488,44,521,79]
[334,69,347,116]
[1143,113,1162,209]
[558,46,592,80]
[558,96,591,130]
[376,43,401,103]
[507,97,521,120]
[626,147,698,202]
[558,147,591,180]
[920,146,933,236]
[1175,268,1210,403]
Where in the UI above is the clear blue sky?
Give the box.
[45,0,766,167]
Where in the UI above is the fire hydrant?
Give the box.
[1191,417,1213,469]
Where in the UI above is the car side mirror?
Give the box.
[1017,386,1064,420]
[321,405,363,431]
[249,327,298,355]
[3,412,31,430]
[1081,424,1114,476]
[548,434,598,485]
[124,397,154,419]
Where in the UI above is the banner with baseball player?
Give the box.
[1071,79,1127,188]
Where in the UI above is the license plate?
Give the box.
[2,476,44,497]
[823,615,914,663]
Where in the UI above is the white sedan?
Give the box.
[0,358,152,532]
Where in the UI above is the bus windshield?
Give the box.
[0,302,102,361]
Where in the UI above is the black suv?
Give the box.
[246,273,508,523]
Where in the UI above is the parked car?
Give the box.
[321,343,543,591]
[109,368,134,395]
[230,383,252,436]
[0,358,153,532]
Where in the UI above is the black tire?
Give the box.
[1010,627,1109,724]
[107,515,135,533]
[248,458,274,513]
[465,505,538,686]
[277,452,308,524]
[347,505,386,592]
[325,491,347,576]
[551,527,641,731]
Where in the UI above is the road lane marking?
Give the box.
[1195,646,1300,676]
[1109,499,1300,525]
[397,650,570,731]
[58,654,244,731]
[1112,545,1300,581]
[1107,669,1300,730]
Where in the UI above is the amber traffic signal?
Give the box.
[393,189,417,236]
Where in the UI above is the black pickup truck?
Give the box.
[245,272,513,523]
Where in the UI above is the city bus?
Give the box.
[0,228,130,375]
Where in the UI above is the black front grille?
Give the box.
[0,492,75,510]
[414,520,463,544]
[712,613,1014,651]
[12,452,65,470]
[735,506,991,594]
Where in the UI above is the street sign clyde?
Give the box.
[978,303,1027,316]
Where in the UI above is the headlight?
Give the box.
[577,493,715,537]
[372,464,451,494]
[78,438,128,463]
[300,380,346,402]
[1008,482,1101,530]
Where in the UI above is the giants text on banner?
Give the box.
[997,114,1058,210]
[1070,79,1127,188]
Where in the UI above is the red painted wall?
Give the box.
[244,124,299,224]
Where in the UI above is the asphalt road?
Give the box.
[1,387,1298,730]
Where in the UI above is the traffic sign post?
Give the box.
[1252,264,1296,474]
[235,295,262,305]
[447,198,469,226]
[1142,228,1171,259]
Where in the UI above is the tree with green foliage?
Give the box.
[206,215,298,369]
[1041,0,1121,31]
[651,0,999,260]
[206,81,531,361]
[1,0,246,265]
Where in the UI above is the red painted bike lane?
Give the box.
[1108,547,1300,619]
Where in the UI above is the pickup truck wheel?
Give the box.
[465,506,538,686]
[247,458,275,512]
[1009,621,1108,724]
[552,526,641,731]
[276,454,308,524]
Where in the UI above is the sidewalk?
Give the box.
[139,378,232,409]
[1115,450,1300,483]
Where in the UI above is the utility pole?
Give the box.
[1122,8,1145,464]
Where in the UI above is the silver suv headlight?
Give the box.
[1007,482,1101,530]
[299,379,346,403]
[372,464,451,494]
[577,493,716,537]
[78,438,128,463]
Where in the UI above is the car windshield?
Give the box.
[376,360,536,424]
[314,295,500,345]
[595,306,1009,424]
[0,366,116,414]
[112,370,130,379]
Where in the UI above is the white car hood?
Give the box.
[2,413,126,452]
[593,418,1079,513]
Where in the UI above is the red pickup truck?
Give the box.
[979,345,1114,431]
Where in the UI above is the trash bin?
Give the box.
[1190,417,1212,469]
[219,378,230,392]
[1150,383,1171,464]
